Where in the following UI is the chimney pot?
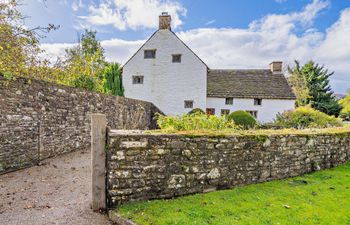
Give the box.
[159,12,171,30]
[269,61,283,74]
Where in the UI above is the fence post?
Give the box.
[91,113,107,211]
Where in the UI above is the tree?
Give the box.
[288,61,341,116]
[0,0,58,80]
[287,61,311,107]
[339,91,350,120]
[102,63,124,96]
[56,29,106,91]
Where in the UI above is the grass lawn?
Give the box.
[117,163,350,225]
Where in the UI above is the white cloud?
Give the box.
[41,0,350,93]
[205,20,216,26]
[72,0,84,11]
[79,0,187,30]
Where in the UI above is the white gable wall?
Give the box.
[123,29,207,115]
[207,97,295,123]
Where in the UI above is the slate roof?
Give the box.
[207,69,296,100]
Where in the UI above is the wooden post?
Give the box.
[91,113,107,211]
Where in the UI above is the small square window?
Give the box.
[246,111,258,118]
[254,98,262,106]
[225,98,233,105]
[184,100,193,109]
[172,54,182,63]
[132,76,144,84]
[221,109,230,116]
[206,108,215,115]
[144,50,156,59]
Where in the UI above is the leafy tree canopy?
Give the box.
[102,63,124,96]
[288,60,341,116]
[339,91,350,120]
[0,0,58,80]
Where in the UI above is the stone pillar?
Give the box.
[91,113,107,211]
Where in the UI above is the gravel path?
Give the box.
[0,150,112,225]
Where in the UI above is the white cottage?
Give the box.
[122,13,296,123]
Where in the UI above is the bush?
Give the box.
[156,113,236,131]
[188,108,205,115]
[339,111,350,121]
[275,106,342,129]
[227,111,257,129]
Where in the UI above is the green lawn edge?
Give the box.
[116,162,350,225]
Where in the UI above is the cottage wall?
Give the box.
[122,29,207,115]
[206,97,295,122]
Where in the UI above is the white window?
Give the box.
[206,108,215,115]
[184,100,194,109]
[221,109,230,116]
[144,50,156,59]
[225,98,233,105]
[254,98,262,106]
[132,76,144,84]
[246,111,258,118]
[172,54,182,63]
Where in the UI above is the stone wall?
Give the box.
[0,77,161,174]
[106,131,350,208]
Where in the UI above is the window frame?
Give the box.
[184,100,194,109]
[172,54,182,63]
[221,109,230,116]
[246,110,258,119]
[206,108,216,116]
[254,98,262,106]
[144,49,156,59]
[132,75,144,84]
[225,97,234,105]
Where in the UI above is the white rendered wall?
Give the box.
[206,97,295,123]
[123,29,207,115]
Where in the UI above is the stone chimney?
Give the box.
[269,61,283,74]
[159,12,171,30]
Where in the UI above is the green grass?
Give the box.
[117,163,350,225]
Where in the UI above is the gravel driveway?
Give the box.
[0,150,112,225]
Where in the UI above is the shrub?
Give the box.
[188,108,205,115]
[339,111,350,121]
[156,113,236,131]
[275,106,342,129]
[227,111,257,129]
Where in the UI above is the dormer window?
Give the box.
[144,50,156,59]
[172,54,182,63]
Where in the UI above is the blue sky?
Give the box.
[21,0,350,93]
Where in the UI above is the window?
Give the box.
[144,50,156,59]
[246,111,258,118]
[132,76,144,84]
[184,100,194,109]
[172,54,182,63]
[225,97,233,105]
[206,108,215,115]
[254,98,262,106]
[221,109,230,116]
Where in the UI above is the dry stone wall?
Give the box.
[106,131,350,208]
[0,77,161,174]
